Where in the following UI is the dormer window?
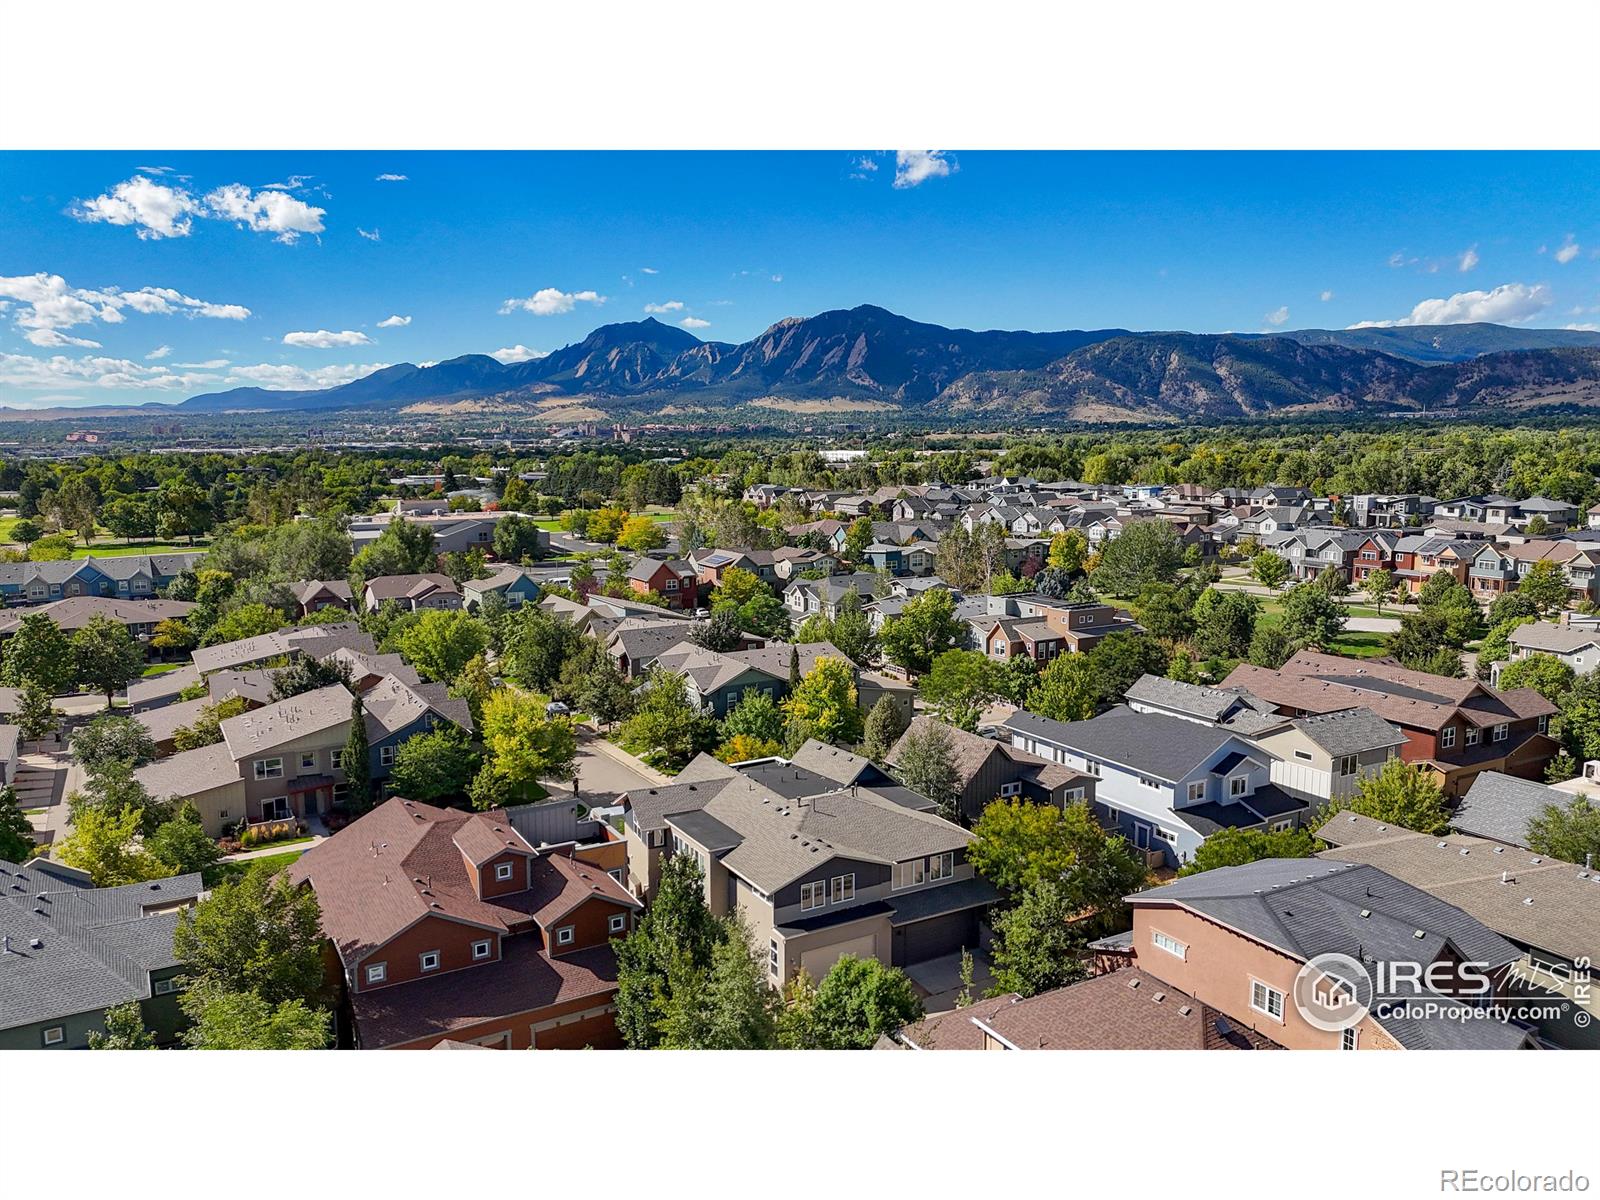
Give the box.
[608,913,628,934]
[1229,775,1248,798]
[495,862,514,882]
[472,940,492,960]
[420,951,441,972]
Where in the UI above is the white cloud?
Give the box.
[893,151,955,189]
[204,183,326,243]
[357,227,381,242]
[0,352,220,392]
[73,175,202,239]
[490,345,548,364]
[175,359,230,369]
[680,316,711,329]
[1349,282,1553,328]
[1320,290,1335,302]
[640,267,659,274]
[145,345,172,360]
[1265,306,1290,327]
[850,155,881,181]
[377,314,411,328]
[1459,245,1479,272]
[375,173,408,182]
[771,274,783,283]
[644,300,684,313]
[282,329,374,349]
[499,288,606,316]
[1555,237,1582,264]
[1564,323,1600,333]
[226,362,389,390]
[0,274,250,346]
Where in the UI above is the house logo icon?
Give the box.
[1293,952,1372,1032]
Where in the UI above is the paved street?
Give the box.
[559,730,668,810]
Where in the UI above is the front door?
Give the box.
[1133,822,1151,850]
[302,789,321,817]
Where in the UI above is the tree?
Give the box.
[1475,616,1535,681]
[987,881,1091,998]
[200,603,286,648]
[72,714,156,773]
[1497,653,1575,704]
[892,719,961,819]
[1191,588,1260,660]
[14,682,57,744]
[1386,609,1469,673]
[843,516,875,563]
[492,513,546,562]
[879,588,964,677]
[52,474,100,544]
[67,758,170,836]
[57,805,170,886]
[8,518,43,547]
[479,687,576,796]
[690,607,745,653]
[575,657,636,731]
[616,515,667,554]
[1518,560,1571,617]
[1047,529,1089,574]
[269,654,354,701]
[1250,549,1291,593]
[615,852,727,1048]
[1031,653,1099,722]
[150,618,197,654]
[348,518,437,590]
[970,800,1146,931]
[716,732,781,763]
[173,864,326,1005]
[1279,581,1348,648]
[1417,573,1481,644]
[1487,591,1542,629]
[721,686,785,746]
[88,1001,155,1050]
[1247,623,1303,669]
[387,725,482,803]
[778,955,922,1049]
[587,506,628,544]
[918,650,998,732]
[500,607,582,692]
[1134,581,1196,643]
[1525,796,1600,865]
[967,798,1080,893]
[1362,568,1396,617]
[619,668,720,773]
[156,481,214,544]
[861,694,909,764]
[711,565,768,611]
[1087,631,1169,705]
[340,693,371,811]
[1178,825,1317,875]
[1345,757,1451,835]
[180,986,331,1050]
[1092,520,1185,597]
[395,609,490,685]
[100,496,157,544]
[0,612,74,693]
[657,922,780,1050]
[782,656,863,748]
[0,785,36,862]
[146,804,224,875]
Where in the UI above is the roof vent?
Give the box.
[1523,897,1535,906]
[1359,908,1371,918]
[1126,977,1141,989]
[1493,846,1505,854]
[1152,992,1166,1003]
[1459,848,1471,856]
[1413,929,1426,939]
[1178,1004,1193,1016]
[30,938,42,950]
[1530,857,1543,864]
[1436,841,1448,849]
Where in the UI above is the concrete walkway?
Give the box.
[220,837,323,863]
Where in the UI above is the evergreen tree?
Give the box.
[861,695,910,764]
[341,693,371,812]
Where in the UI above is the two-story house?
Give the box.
[287,798,640,1048]
[969,594,1142,661]
[621,748,998,983]
[0,596,197,663]
[362,573,462,613]
[1496,621,1600,681]
[461,566,542,612]
[626,557,701,610]
[1003,705,1311,868]
[782,572,883,621]
[887,716,1095,825]
[0,553,203,607]
[290,580,354,617]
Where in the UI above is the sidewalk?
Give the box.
[220,836,324,863]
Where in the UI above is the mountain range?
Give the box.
[169,305,1600,424]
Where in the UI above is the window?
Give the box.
[1294,749,1313,762]
[1186,781,1206,802]
[929,852,955,881]
[1493,723,1508,743]
[1250,980,1285,1021]
[152,977,184,995]
[1138,775,1159,789]
[1539,715,1550,734]
[366,962,387,985]
[607,867,624,884]
[830,873,856,904]
[379,744,396,766]
[42,1026,64,1046]
[1337,755,1358,777]
[1342,1026,1359,1051]
[998,781,1022,797]
[495,861,514,881]
[300,752,317,770]
[419,951,441,972]
[1229,775,1248,798]
[254,757,283,780]
[1084,760,1101,777]
[608,913,628,934]
[894,859,926,890]
[800,881,827,911]
[472,939,493,960]
[1152,930,1187,960]
[261,796,290,821]
[1065,787,1085,802]
[1440,725,1457,750]
[769,939,779,976]
[555,926,575,946]
[664,578,678,590]
[1466,727,1480,747]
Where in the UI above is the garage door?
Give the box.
[894,911,978,967]
[801,934,877,980]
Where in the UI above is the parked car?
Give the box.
[545,700,571,717]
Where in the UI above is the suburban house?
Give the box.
[127,663,202,713]
[887,969,1281,1051]
[362,573,462,613]
[1495,620,1600,683]
[626,557,700,610]
[286,798,640,1049]
[190,621,373,676]
[461,566,542,611]
[648,638,842,718]
[0,858,204,1049]
[887,716,1095,825]
[0,596,197,663]
[0,553,203,607]
[1451,770,1587,850]
[783,572,884,621]
[969,595,1142,661]
[621,748,999,983]
[1318,812,1599,1049]
[690,547,780,589]
[290,580,355,616]
[1003,706,1311,868]
[1127,858,1536,1050]
[135,676,472,835]
[347,510,547,558]
[1223,650,1557,798]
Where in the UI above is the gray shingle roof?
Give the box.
[1453,771,1580,848]
[1004,705,1235,784]
[1291,708,1408,756]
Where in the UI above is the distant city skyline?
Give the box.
[1,150,1597,408]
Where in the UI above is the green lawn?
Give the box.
[72,540,208,558]
[203,848,307,887]
[141,663,188,677]
[1329,631,1390,658]
[0,516,25,543]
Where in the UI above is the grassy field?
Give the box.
[72,541,207,558]
[141,663,188,677]
[203,848,307,888]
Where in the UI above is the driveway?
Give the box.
[906,949,996,1016]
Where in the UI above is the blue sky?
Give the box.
[1,150,1597,408]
